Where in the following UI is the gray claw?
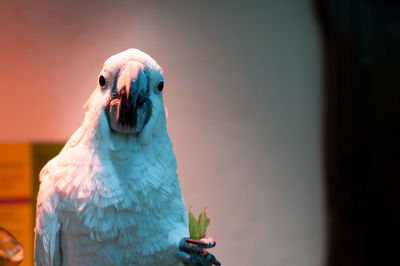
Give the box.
[177,237,221,265]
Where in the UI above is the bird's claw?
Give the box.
[176,236,221,265]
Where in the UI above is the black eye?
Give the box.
[99,75,106,87]
[157,81,164,92]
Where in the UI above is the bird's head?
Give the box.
[99,49,164,135]
[82,49,167,145]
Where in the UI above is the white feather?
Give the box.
[35,49,188,265]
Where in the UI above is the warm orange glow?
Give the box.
[0,203,33,266]
[0,144,33,266]
[0,1,324,265]
[0,144,32,199]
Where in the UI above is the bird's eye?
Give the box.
[157,81,164,92]
[99,75,106,87]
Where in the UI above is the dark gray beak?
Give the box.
[105,61,152,134]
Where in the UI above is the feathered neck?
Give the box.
[43,88,175,187]
[41,88,177,211]
[62,88,169,158]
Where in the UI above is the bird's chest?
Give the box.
[57,165,177,238]
[52,143,187,264]
[55,163,186,264]
[59,205,174,265]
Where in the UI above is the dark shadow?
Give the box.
[313,0,400,265]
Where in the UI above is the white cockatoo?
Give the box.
[34,49,220,266]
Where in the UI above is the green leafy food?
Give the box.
[188,207,210,239]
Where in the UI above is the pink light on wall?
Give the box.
[0,1,324,265]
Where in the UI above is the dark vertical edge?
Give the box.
[313,0,400,265]
[311,1,332,265]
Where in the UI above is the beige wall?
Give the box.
[0,0,325,265]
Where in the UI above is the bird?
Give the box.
[34,48,220,266]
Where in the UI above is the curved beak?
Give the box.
[105,61,152,134]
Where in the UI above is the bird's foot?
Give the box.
[176,236,221,266]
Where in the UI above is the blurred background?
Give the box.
[0,0,397,265]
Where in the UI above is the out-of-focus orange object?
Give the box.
[0,143,64,266]
[0,144,32,266]
[0,144,32,199]
[0,227,24,265]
